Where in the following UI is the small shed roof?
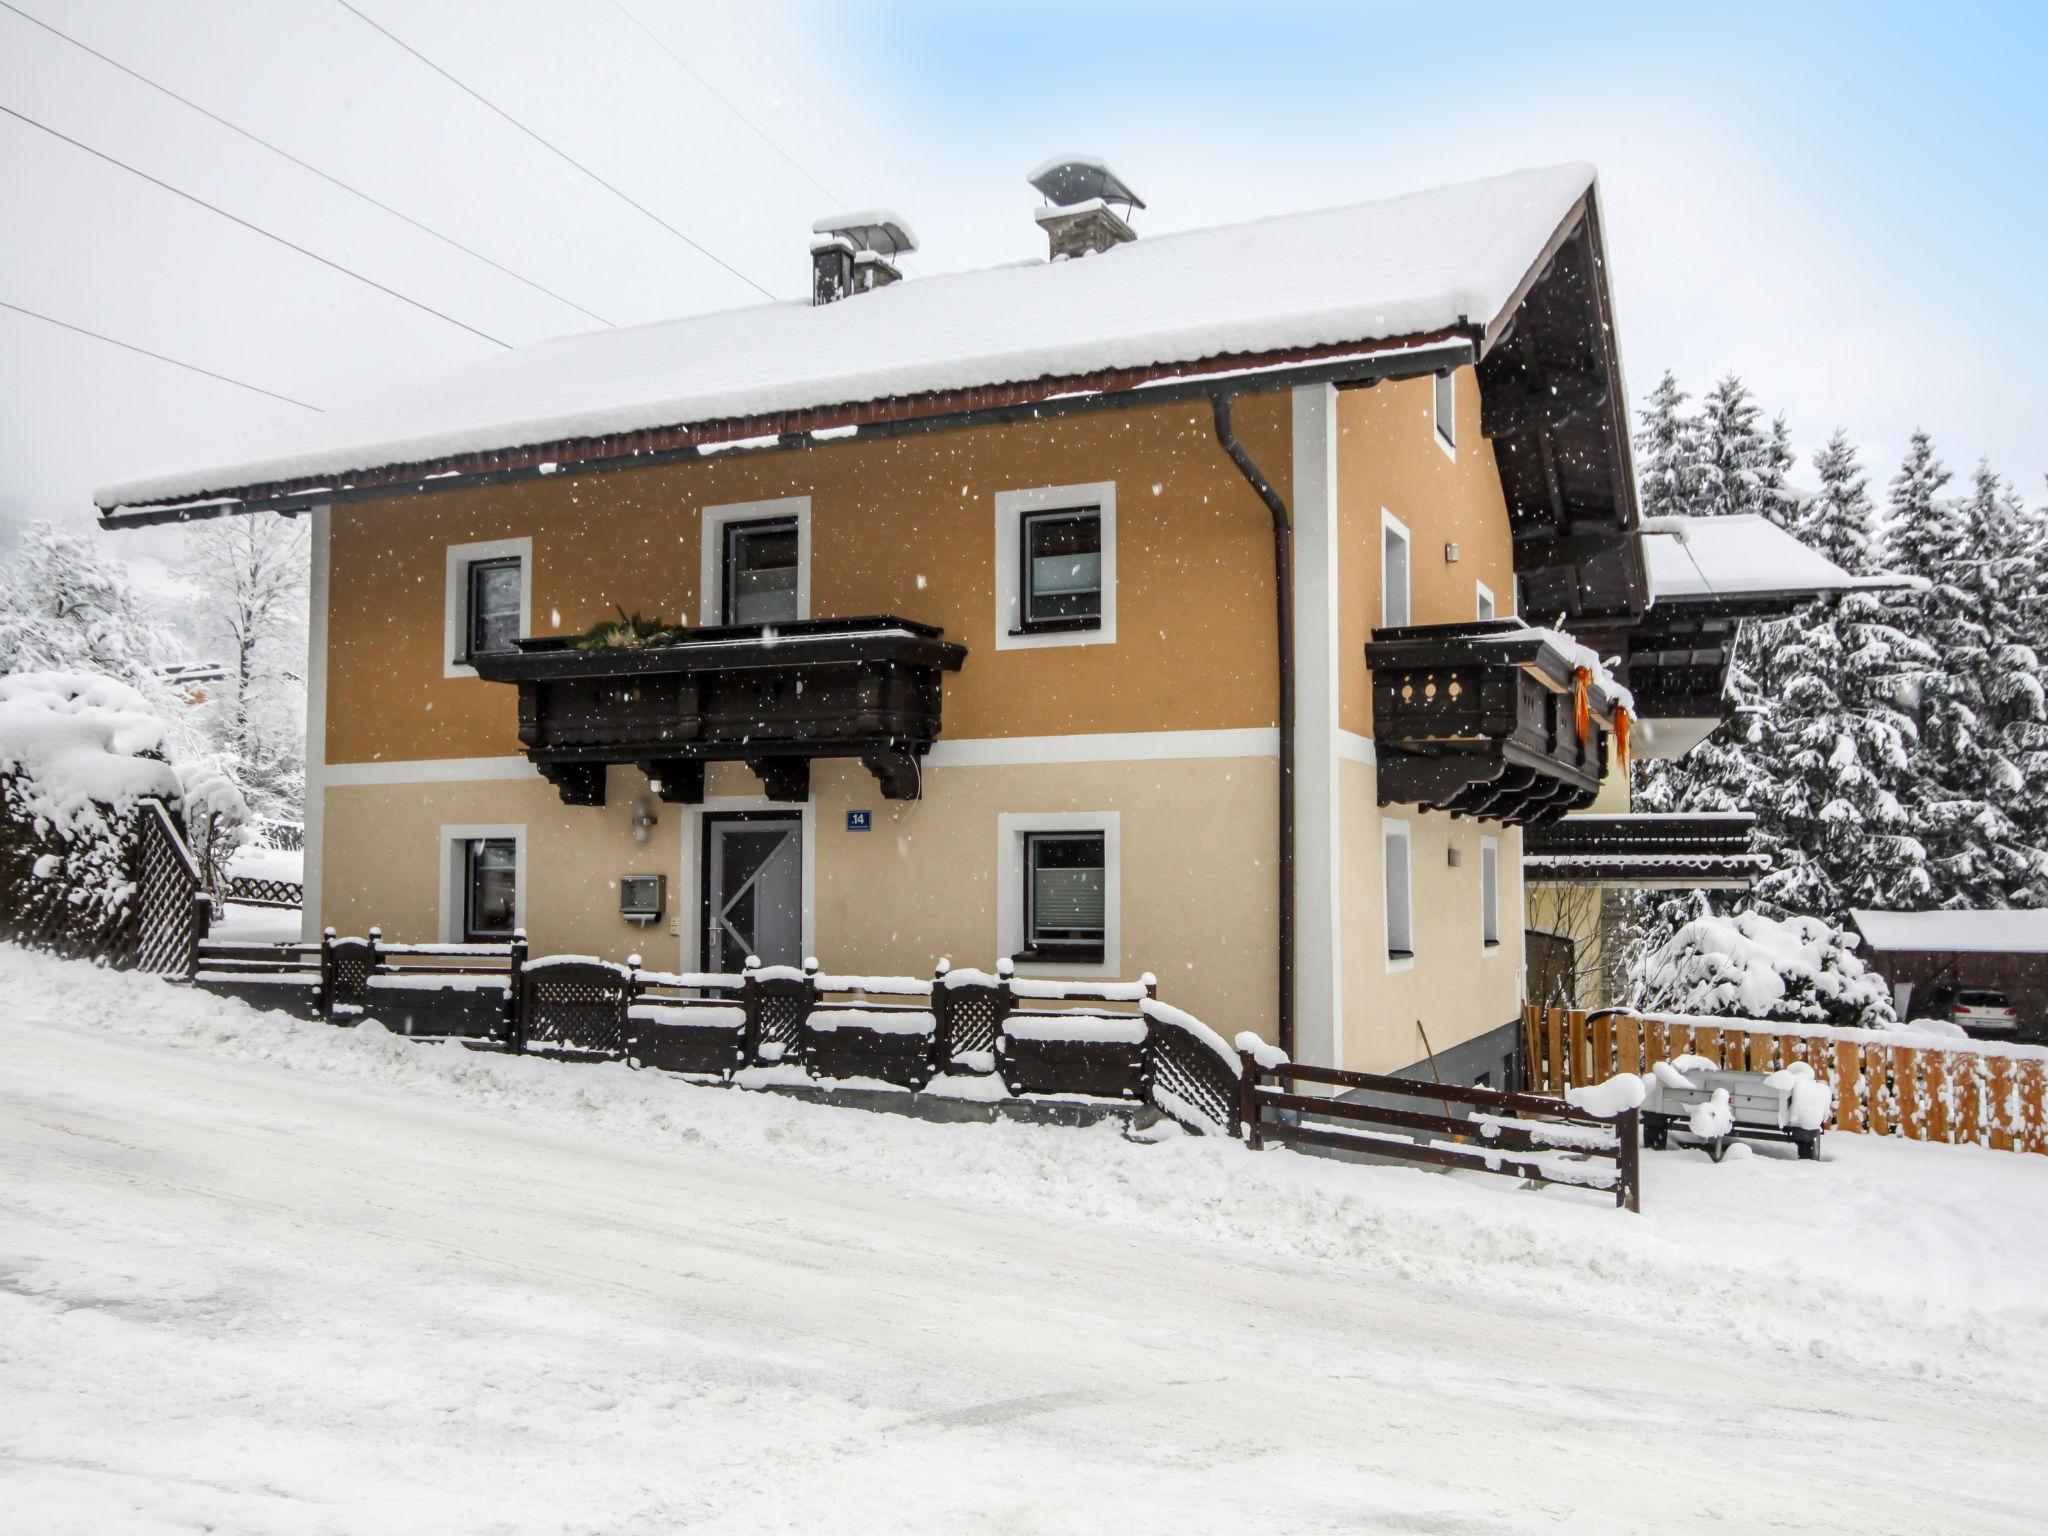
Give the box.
[1643,515,1916,605]
[1852,909,2048,955]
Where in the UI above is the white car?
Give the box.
[1947,989,2021,1036]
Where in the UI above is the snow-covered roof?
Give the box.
[96,163,1598,512]
[1642,515,1914,604]
[1852,909,2048,955]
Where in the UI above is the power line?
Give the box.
[0,0,614,327]
[0,298,324,411]
[602,0,844,210]
[0,101,512,349]
[334,0,781,302]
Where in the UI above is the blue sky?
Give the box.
[2,1,2041,570]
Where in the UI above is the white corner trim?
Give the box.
[1291,383,1341,1069]
[443,536,533,678]
[301,503,331,941]
[324,756,541,787]
[437,823,527,944]
[996,810,1121,978]
[993,480,1116,651]
[676,798,817,972]
[1380,508,1411,628]
[927,727,1275,768]
[1336,730,1376,767]
[698,495,811,626]
[1382,818,1415,973]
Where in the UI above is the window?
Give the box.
[1381,512,1411,628]
[1021,832,1106,962]
[1433,369,1456,453]
[1480,836,1500,949]
[1383,821,1413,965]
[1019,508,1103,632]
[465,557,523,660]
[722,516,800,625]
[464,837,518,941]
[443,537,532,677]
[994,482,1117,651]
[1476,582,1496,622]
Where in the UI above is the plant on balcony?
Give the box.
[570,607,684,651]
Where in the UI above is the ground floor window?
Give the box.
[464,838,518,941]
[1383,820,1414,965]
[1021,831,1106,963]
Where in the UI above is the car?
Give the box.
[1922,986,2021,1037]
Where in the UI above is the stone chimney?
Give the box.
[1028,155,1144,260]
[809,212,917,305]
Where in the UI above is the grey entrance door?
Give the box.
[704,816,802,972]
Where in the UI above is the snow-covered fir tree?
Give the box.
[1634,372,1704,520]
[1694,374,1782,519]
[0,521,184,711]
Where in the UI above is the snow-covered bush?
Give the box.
[1631,909,1894,1027]
[0,671,242,960]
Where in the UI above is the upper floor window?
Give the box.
[1433,369,1456,453]
[1381,511,1412,628]
[1021,507,1103,632]
[1021,830,1107,963]
[465,557,523,660]
[994,481,1117,652]
[723,516,801,625]
[444,537,531,677]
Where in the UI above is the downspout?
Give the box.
[1210,393,1295,1060]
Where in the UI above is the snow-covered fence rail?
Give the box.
[1523,1005,2048,1156]
[1238,1049,1642,1211]
[185,939,1244,1134]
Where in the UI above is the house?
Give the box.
[1522,512,1919,1008]
[1851,909,2048,1034]
[99,158,1658,1088]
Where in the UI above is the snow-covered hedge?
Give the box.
[0,671,239,961]
[1632,909,1894,1028]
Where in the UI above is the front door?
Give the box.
[704,815,802,973]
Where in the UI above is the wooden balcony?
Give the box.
[469,616,967,805]
[1364,620,1618,826]
[1523,812,1768,888]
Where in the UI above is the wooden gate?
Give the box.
[129,799,207,976]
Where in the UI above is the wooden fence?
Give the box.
[1240,1054,1640,1209]
[1523,1004,2048,1156]
[189,931,1244,1137]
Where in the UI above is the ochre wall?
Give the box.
[324,396,1290,766]
[1334,368,1519,737]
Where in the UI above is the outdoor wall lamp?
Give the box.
[631,796,658,845]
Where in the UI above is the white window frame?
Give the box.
[1380,510,1412,629]
[997,810,1120,976]
[1382,819,1414,972]
[1480,834,1501,952]
[1476,580,1496,622]
[699,496,811,626]
[438,823,527,944]
[443,537,533,678]
[1433,369,1457,459]
[994,481,1117,651]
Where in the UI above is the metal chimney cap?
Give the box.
[1027,154,1145,211]
[809,210,919,257]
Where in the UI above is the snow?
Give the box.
[1003,1015,1147,1045]
[806,1008,936,1036]
[225,844,304,884]
[1235,1030,1289,1069]
[0,671,181,831]
[205,903,304,944]
[1563,1072,1647,1117]
[1638,909,1892,1025]
[1470,621,1635,716]
[1651,1060,1697,1090]
[4,945,2047,1531]
[812,972,935,997]
[96,165,1599,511]
[629,1003,746,1030]
[1642,514,1920,602]
[1689,1088,1736,1139]
[1852,906,2048,955]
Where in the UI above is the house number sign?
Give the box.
[846,810,873,831]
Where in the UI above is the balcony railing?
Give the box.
[1523,812,1767,888]
[470,615,967,805]
[1364,619,1622,826]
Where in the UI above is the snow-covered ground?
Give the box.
[3,945,2044,1535]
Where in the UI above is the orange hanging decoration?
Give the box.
[1614,705,1631,769]
[1573,666,1592,743]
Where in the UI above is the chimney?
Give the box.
[1028,154,1145,260]
[810,211,917,305]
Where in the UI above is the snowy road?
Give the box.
[3,953,2044,1534]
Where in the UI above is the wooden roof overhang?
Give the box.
[1523,812,1768,889]
[1365,620,1624,827]
[467,615,967,806]
[1589,587,1842,723]
[99,195,1647,634]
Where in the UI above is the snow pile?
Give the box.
[1689,1088,1734,1139]
[1565,1072,1648,1118]
[806,1008,936,1036]
[1761,1063,1835,1132]
[0,671,181,834]
[1235,1030,1289,1070]
[1651,1060,1698,1091]
[1634,909,1894,1027]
